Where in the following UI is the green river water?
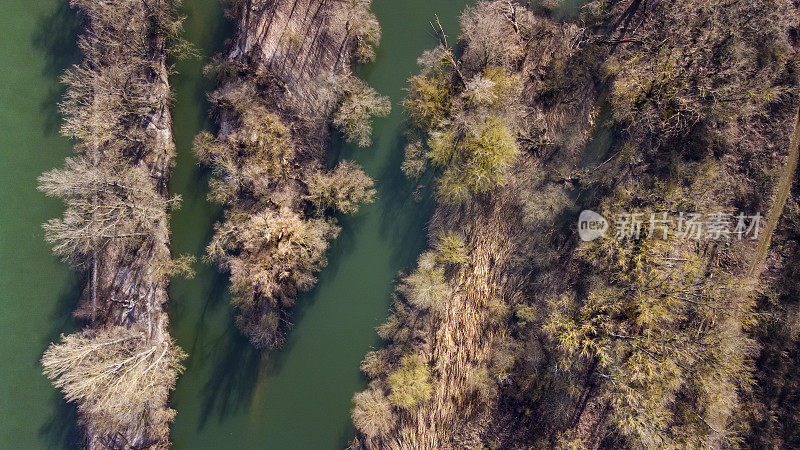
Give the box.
[0,0,80,447]
[0,0,467,448]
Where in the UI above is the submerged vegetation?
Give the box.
[38,0,192,447]
[197,0,386,349]
[353,0,800,448]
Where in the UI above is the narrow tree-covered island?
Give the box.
[39,1,193,447]
[196,0,388,349]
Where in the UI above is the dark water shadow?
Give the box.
[166,156,227,323]
[37,271,83,448]
[32,0,81,136]
[169,243,243,431]
[38,392,80,450]
[170,266,229,348]
[196,318,261,429]
[167,2,243,428]
[39,270,83,347]
[314,130,368,280]
[167,0,233,317]
[31,1,83,446]
[377,127,437,269]
[168,0,234,142]
[281,210,363,344]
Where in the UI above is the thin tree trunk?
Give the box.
[92,252,98,323]
[91,15,100,326]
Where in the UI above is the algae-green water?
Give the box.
[0,0,80,446]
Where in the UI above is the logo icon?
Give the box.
[578,210,608,242]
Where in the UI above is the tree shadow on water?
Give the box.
[39,393,80,450]
[40,271,83,349]
[309,132,366,286]
[32,0,81,136]
[377,128,437,270]
[37,271,84,447]
[194,308,310,431]
[31,2,83,447]
[170,220,253,429]
[196,319,261,429]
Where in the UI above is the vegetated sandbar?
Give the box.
[40,1,190,447]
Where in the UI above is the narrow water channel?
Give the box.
[168,0,467,448]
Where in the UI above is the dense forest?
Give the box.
[195,0,388,349]
[351,0,800,448]
[38,0,193,448]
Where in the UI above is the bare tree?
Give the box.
[42,326,186,447]
[206,206,340,348]
[38,156,177,267]
[305,160,376,214]
[333,76,391,147]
